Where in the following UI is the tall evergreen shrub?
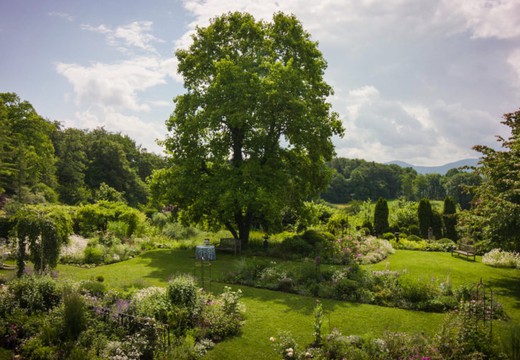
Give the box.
[443,196,458,241]
[374,197,389,236]
[418,198,432,239]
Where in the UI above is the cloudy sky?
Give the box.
[1,0,519,166]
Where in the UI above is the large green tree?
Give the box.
[463,109,520,251]
[156,12,343,244]
[0,93,58,202]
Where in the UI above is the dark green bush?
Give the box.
[335,278,359,300]
[407,224,420,236]
[280,235,313,257]
[381,232,396,241]
[407,234,422,242]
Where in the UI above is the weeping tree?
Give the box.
[154,12,344,245]
[13,205,72,276]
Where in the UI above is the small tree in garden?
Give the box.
[373,197,389,236]
[418,198,432,239]
[443,196,458,241]
[12,204,72,276]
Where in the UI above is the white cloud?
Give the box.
[82,21,164,54]
[72,107,164,153]
[333,85,499,165]
[437,0,520,39]
[507,49,520,87]
[48,12,75,22]
[56,57,169,111]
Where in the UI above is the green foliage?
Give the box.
[94,182,126,203]
[130,286,169,322]
[417,198,432,239]
[74,201,146,238]
[465,109,520,251]
[162,221,200,240]
[167,274,199,334]
[326,210,349,235]
[442,196,458,241]
[10,275,61,314]
[198,287,245,341]
[79,279,106,297]
[0,93,58,203]
[156,12,343,244]
[388,199,418,231]
[83,244,105,265]
[63,291,87,340]
[443,170,481,210]
[373,197,389,236]
[13,204,73,275]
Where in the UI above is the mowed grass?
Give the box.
[12,249,519,360]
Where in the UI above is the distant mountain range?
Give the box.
[386,158,480,175]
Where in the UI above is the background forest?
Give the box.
[1,92,480,212]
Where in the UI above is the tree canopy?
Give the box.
[0,92,166,208]
[463,109,520,251]
[155,12,344,243]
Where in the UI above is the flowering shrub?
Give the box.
[130,286,169,322]
[333,235,394,265]
[198,287,245,341]
[482,248,520,268]
[390,238,456,252]
[0,275,245,359]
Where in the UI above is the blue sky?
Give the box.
[1,0,519,165]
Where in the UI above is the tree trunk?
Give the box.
[235,210,252,247]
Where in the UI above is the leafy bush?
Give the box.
[79,279,106,297]
[407,234,422,242]
[279,235,313,258]
[327,211,349,235]
[63,291,87,340]
[381,232,395,241]
[162,222,200,239]
[198,286,245,341]
[130,286,169,322]
[10,275,61,314]
[83,243,105,264]
[74,201,147,238]
[482,248,520,268]
[167,274,199,311]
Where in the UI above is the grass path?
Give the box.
[45,249,520,359]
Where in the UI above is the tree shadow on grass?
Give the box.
[486,276,520,310]
[137,249,246,286]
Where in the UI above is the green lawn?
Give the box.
[5,249,518,360]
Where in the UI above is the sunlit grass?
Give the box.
[4,248,518,360]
